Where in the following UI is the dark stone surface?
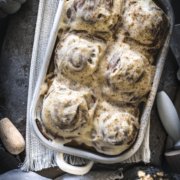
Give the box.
[150,51,179,166]
[0,0,179,170]
[0,0,38,137]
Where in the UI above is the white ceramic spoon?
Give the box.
[157,91,180,149]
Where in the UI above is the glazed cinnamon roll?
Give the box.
[41,79,97,143]
[103,42,155,103]
[61,0,123,34]
[122,0,168,46]
[123,37,156,64]
[91,101,139,155]
[55,34,106,82]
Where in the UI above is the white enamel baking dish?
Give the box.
[30,0,174,175]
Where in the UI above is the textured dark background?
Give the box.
[0,0,179,175]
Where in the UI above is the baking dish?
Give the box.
[30,0,174,174]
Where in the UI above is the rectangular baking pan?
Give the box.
[30,0,174,164]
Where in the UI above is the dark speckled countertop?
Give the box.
[0,0,179,178]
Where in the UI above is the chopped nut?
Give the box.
[40,82,48,95]
[143,174,153,180]
[157,172,164,177]
[138,170,146,177]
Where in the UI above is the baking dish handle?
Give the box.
[56,153,94,175]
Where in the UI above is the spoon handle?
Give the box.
[157,91,180,142]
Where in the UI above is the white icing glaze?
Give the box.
[123,0,168,46]
[41,79,96,143]
[90,101,139,155]
[61,0,123,34]
[55,34,106,83]
[103,41,155,103]
[40,0,168,155]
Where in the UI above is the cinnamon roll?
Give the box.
[61,0,123,34]
[55,34,106,82]
[41,79,97,142]
[122,0,168,46]
[103,42,155,103]
[123,37,156,64]
[91,101,139,155]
